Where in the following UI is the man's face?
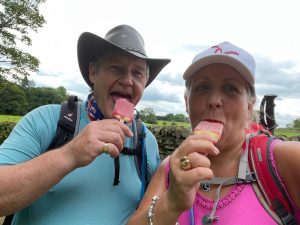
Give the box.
[89,52,148,119]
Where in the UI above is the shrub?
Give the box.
[0,122,16,144]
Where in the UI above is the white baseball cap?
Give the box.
[183,41,255,88]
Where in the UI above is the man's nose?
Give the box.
[119,72,134,86]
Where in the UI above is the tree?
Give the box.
[0,82,28,115]
[140,107,157,124]
[25,86,68,112]
[287,118,300,129]
[174,113,186,122]
[0,0,46,84]
[165,113,174,121]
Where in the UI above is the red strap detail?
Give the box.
[248,134,292,213]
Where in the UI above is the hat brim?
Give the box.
[77,32,170,88]
[183,55,254,86]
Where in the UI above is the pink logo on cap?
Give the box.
[212,45,239,56]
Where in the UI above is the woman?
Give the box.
[126,42,300,225]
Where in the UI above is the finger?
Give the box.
[90,120,133,140]
[188,152,211,169]
[102,119,133,137]
[178,137,219,158]
[98,131,126,151]
[170,156,213,188]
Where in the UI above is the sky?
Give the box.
[27,0,300,127]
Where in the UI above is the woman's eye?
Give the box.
[224,84,239,93]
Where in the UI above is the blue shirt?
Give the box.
[0,102,160,225]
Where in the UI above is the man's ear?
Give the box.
[88,63,96,84]
[184,93,189,115]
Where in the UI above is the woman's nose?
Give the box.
[208,94,223,109]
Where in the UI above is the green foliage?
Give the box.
[0,0,46,84]
[0,81,68,115]
[275,128,300,137]
[173,113,186,122]
[0,82,28,115]
[140,107,157,124]
[148,120,191,129]
[0,122,16,144]
[286,118,300,128]
[165,113,174,121]
[25,86,68,112]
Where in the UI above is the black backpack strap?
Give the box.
[48,95,79,149]
[3,214,13,225]
[114,112,149,198]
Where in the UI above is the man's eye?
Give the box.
[134,70,146,78]
[111,66,121,72]
[195,84,209,91]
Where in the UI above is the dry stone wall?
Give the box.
[148,126,300,160]
[148,126,191,159]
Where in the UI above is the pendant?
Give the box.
[201,183,210,192]
[202,215,213,225]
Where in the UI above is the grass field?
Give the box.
[147,120,191,128]
[0,115,22,123]
[1,115,300,138]
[274,128,300,137]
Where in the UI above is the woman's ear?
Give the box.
[247,96,256,121]
[248,96,255,112]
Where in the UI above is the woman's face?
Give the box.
[185,63,253,143]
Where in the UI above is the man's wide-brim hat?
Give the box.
[78,25,171,88]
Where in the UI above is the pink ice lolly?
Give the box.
[193,121,223,143]
[112,98,135,123]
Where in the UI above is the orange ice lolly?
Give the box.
[112,98,135,123]
[193,121,223,143]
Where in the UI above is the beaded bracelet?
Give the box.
[148,195,160,225]
[147,195,179,225]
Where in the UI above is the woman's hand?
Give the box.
[167,134,220,212]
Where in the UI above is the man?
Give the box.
[0,24,170,225]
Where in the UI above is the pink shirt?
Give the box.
[165,140,300,225]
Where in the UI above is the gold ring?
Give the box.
[102,143,109,154]
[179,156,191,170]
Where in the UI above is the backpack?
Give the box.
[248,131,296,225]
[198,130,296,225]
[3,95,150,225]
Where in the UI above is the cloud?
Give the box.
[255,55,300,99]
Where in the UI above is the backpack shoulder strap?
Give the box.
[249,132,296,225]
[118,112,149,198]
[3,96,81,225]
[134,116,149,198]
[48,95,80,149]
[3,214,13,225]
